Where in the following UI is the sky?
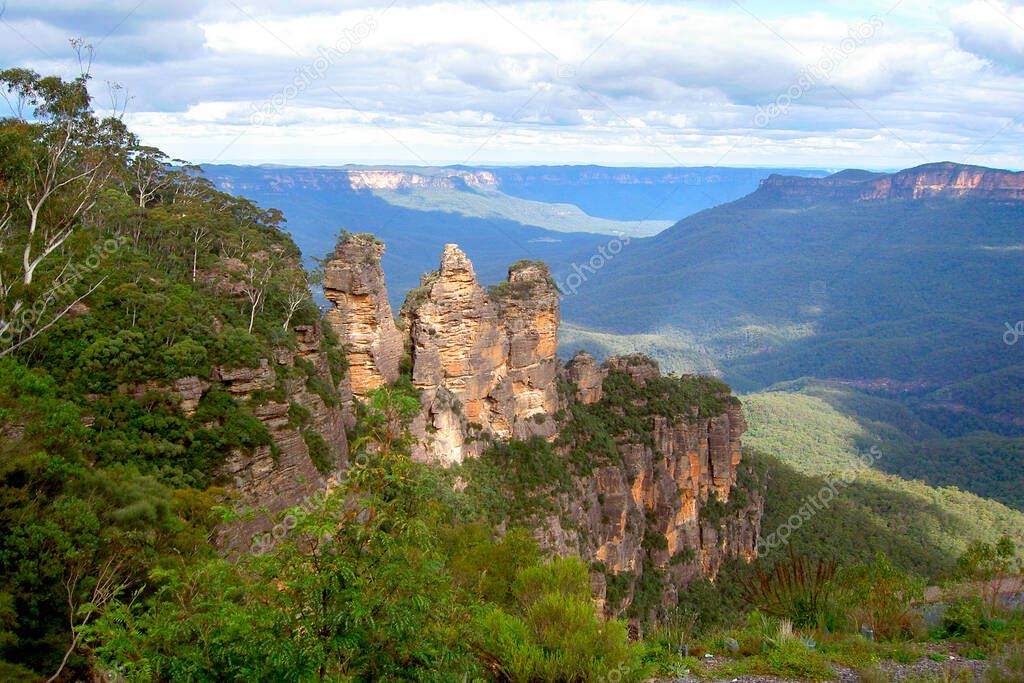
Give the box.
[2,0,1024,170]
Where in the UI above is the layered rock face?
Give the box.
[217,322,353,553]
[549,353,762,618]
[398,245,559,463]
[322,235,403,397]
[760,162,1024,202]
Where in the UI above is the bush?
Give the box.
[474,557,647,682]
[942,596,991,638]
[162,337,208,378]
[209,326,263,368]
[301,429,331,474]
[838,553,925,639]
[756,640,833,681]
[986,642,1024,683]
[743,551,838,629]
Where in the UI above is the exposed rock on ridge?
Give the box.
[546,353,761,619]
[346,168,498,191]
[322,234,403,397]
[322,240,761,618]
[760,162,1024,202]
[397,245,559,463]
[218,322,353,553]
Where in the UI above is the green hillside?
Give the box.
[562,187,1024,392]
[742,387,1024,578]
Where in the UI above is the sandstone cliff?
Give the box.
[346,168,498,191]
[549,352,762,619]
[759,162,1024,202]
[399,245,559,463]
[322,234,403,398]
[320,241,560,464]
[217,321,353,552]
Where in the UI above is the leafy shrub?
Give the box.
[161,337,208,378]
[744,551,838,629]
[951,536,1022,620]
[474,557,646,682]
[287,400,311,428]
[838,553,925,639]
[942,596,992,638]
[986,642,1024,683]
[301,429,331,474]
[756,639,833,681]
[73,329,152,392]
[209,326,262,368]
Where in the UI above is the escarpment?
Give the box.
[548,353,762,619]
[323,238,764,618]
[186,254,357,553]
[217,321,354,552]
[759,162,1024,202]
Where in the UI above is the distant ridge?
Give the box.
[758,162,1024,202]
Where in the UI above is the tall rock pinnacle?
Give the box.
[400,245,560,463]
[322,234,403,397]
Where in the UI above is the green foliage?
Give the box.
[473,557,647,682]
[209,326,264,369]
[457,437,572,526]
[161,337,209,378]
[0,65,349,679]
[837,554,925,640]
[755,639,834,681]
[743,551,838,629]
[301,429,331,474]
[87,383,481,682]
[985,642,1024,683]
[749,434,1024,580]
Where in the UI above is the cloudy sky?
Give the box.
[2,0,1023,170]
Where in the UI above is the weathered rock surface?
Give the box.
[545,355,762,620]
[397,245,560,463]
[218,321,353,553]
[322,234,403,398]
[564,351,604,404]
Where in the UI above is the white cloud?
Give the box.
[1,0,1023,168]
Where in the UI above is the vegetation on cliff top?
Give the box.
[0,63,341,678]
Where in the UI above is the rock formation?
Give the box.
[323,242,561,464]
[345,168,498,191]
[218,321,353,553]
[321,240,762,617]
[322,234,403,397]
[401,246,559,463]
[542,354,761,619]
